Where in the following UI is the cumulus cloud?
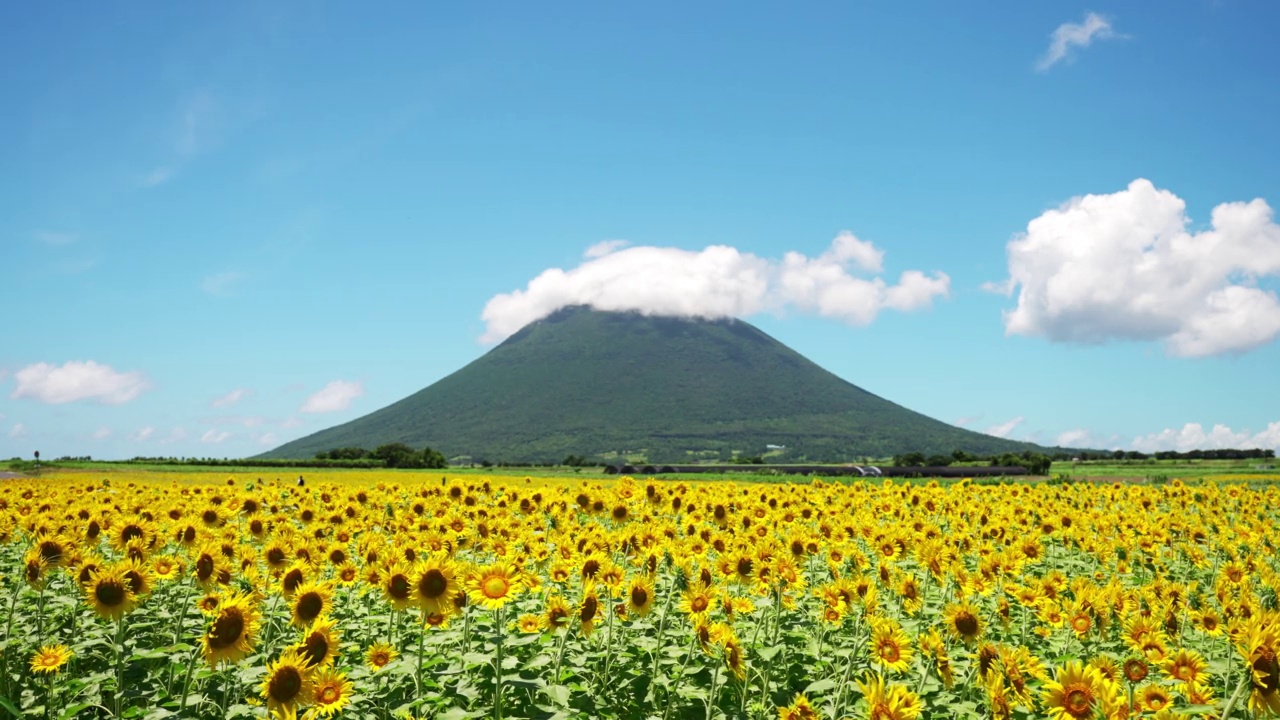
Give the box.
[9,423,27,439]
[1132,421,1280,453]
[992,179,1280,357]
[201,430,231,444]
[212,388,250,408]
[131,426,155,442]
[985,416,1025,439]
[300,380,365,414]
[92,427,112,440]
[258,432,279,447]
[10,361,149,405]
[481,233,950,343]
[202,271,247,296]
[1037,12,1119,71]
[1055,429,1092,447]
[584,240,630,259]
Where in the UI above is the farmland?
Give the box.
[1,469,1278,719]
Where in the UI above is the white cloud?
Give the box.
[140,167,175,188]
[1055,429,1091,447]
[584,240,630,259]
[985,416,1025,439]
[164,427,188,444]
[258,432,279,447]
[9,423,27,439]
[993,179,1280,357]
[35,230,77,246]
[300,380,365,414]
[1131,421,1280,453]
[954,415,981,427]
[281,416,304,429]
[201,430,231,444]
[131,426,155,442]
[212,388,250,408]
[10,361,149,405]
[92,427,112,440]
[202,271,247,296]
[481,232,949,343]
[1037,12,1119,71]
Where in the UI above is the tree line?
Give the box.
[315,444,447,469]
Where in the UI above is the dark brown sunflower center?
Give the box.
[124,570,144,594]
[955,612,979,637]
[283,570,305,594]
[297,593,323,622]
[266,548,286,565]
[388,574,411,600]
[207,610,245,649]
[737,558,754,577]
[631,586,649,606]
[1255,650,1280,693]
[303,633,330,666]
[95,579,127,607]
[419,569,448,598]
[548,607,568,626]
[318,685,340,703]
[580,596,598,622]
[268,666,302,702]
[39,541,63,564]
[121,525,144,542]
[196,555,215,580]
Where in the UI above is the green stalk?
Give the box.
[1220,675,1251,720]
[661,636,697,720]
[113,617,127,716]
[649,576,677,678]
[551,627,570,684]
[177,646,199,711]
[163,579,197,695]
[415,610,427,703]
[704,655,723,720]
[493,606,505,720]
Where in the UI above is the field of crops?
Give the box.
[0,471,1277,719]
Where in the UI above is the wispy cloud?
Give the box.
[92,427,113,440]
[258,432,279,447]
[212,388,251,408]
[9,423,27,439]
[201,430,232,444]
[281,416,304,429]
[584,240,630,259]
[141,90,220,188]
[985,416,1025,439]
[10,361,149,405]
[1037,12,1120,71]
[35,230,77,246]
[131,426,155,442]
[300,380,365,414]
[953,415,982,427]
[202,271,247,297]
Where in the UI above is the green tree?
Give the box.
[374,443,421,468]
[421,446,447,469]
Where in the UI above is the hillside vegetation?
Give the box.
[261,307,1058,463]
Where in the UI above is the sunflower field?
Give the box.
[1,471,1278,720]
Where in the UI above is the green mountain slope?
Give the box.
[261,307,1052,462]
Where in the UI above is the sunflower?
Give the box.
[150,554,182,581]
[120,557,153,597]
[516,614,541,633]
[307,666,353,717]
[579,586,601,637]
[943,601,982,643]
[380,561,415,611]
[1237,616,1280,715]
[777,693,819,720]
[24,551,47,590]
[280,562,309,599]
[30,644,73,674]
[261,649,315,720]
[543,595,572,633]
[857,673,922,720]
[467,562,524,611]
[296,617,340,668]
[85,565,137,620]
[1161,648,1207,685]
[366,642,397,672]
[1122,656,1149,684]
[34,534,69,568]
[869,619,914,673]
[1040,660,1117,720]
[723,636,748,681]
[198,593,222,615]
[1138,683,1171,713]
[413,555,459,614]
[203,591,260,665]
[289,581,334,628]
[627,575,655,617]
[681,582,715,619]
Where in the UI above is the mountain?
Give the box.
[261,306,1054,462]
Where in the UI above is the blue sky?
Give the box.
[4,1,1280,459]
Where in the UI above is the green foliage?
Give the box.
[261,307,1057,463]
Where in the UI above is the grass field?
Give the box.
[2,467,1279,719]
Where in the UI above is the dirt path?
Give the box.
[0,472,24,479]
